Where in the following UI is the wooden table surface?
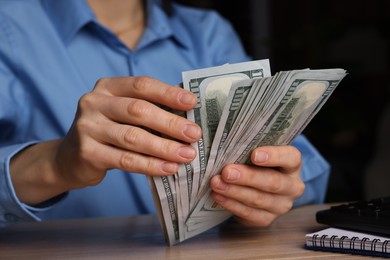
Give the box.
[0,204,369,259]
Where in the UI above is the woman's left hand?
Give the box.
[210,145,305,227]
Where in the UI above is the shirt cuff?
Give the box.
[292,135,331,206]
[0,142,64,226]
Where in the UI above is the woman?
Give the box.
[0,0,328,227]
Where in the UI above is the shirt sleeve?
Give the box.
[0,13,63,227]
[0,143,43,226]
[292,135,330,206]
[0,97,66,228]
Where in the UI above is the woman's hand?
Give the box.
[210,145,305,227]
[11,76,202,205]
[57,76,202,188]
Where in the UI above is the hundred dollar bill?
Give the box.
[150,175,179,246]
[148,85,189,246]
[178,61,271,243]
[182,59,271,203]
[199,77,272,191]
[187,69,347,235]
[148,62,347,246]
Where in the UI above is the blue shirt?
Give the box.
[0,0,330,226]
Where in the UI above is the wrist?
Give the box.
[10,139,72,206]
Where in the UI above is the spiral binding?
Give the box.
[311,233,390,253]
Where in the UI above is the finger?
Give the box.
[93,119,196,163]
[250,145,302,173]
[93,76,198,111]
[219,164,305,197]
[82,138,180,176]
[210,175,293,215]
[211,191,277,227]
[90,94,201,143]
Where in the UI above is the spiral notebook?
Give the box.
[305,227,390,258]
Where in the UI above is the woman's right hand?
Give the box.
[11,76,201,204]
[57,76,201,188]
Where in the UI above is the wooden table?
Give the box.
[0,204,368,259]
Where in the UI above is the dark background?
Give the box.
[177,0,390,202]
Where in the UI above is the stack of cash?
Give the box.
[148,59,347,245]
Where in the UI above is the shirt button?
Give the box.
[4,213,20,223]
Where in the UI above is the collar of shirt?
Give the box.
[40,0,189,51]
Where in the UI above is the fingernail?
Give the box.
[183,124,201,140]
[215,178,228,191]
[161,162,178,174]
[177,147,196,160]
[227,168,240,181]
[254,150,269,163]
[180,93,196,105]
[213,194,226,203]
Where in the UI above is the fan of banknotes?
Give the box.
[148,59,347,245]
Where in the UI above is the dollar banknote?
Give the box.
[187,69,347,239]
[182,59,271,204]
[149,60,347,245]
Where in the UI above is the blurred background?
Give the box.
[177,0,390,203]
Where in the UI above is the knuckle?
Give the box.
[164,83,180,97]
[118,152,136,171]
[118,151,156,175]
[77,93,96,111]
[122,127,140,147]
[77,139,94,164]
[133,76,155,92]
[285,201,294,212]
[277,200,294,215]
[252,192,266,208]
[144,159,157,175]
[273,146,302,168]
[160,139,175,156]
[93,77,110,90]
[239,206,254,219]
[268,174,283,193]
[74,116,91,134]
[295,180,306,198]
[127,99,152,118]
[292,148,302,164]
[287,146,302,167]
[166,115,181,132]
